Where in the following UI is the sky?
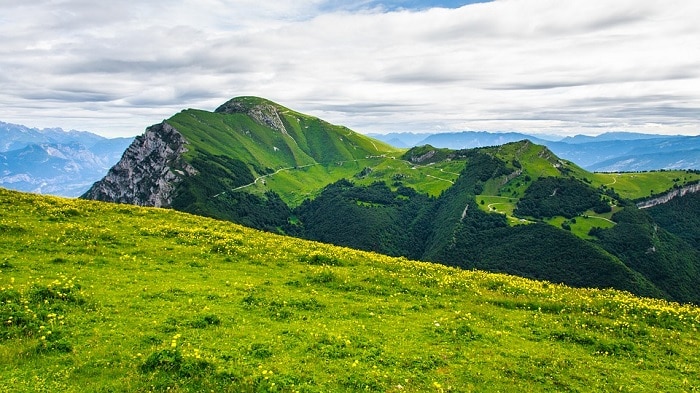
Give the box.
[0,0,699,138]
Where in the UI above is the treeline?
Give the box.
[289,180,432,257]
[591,207,700,304]
[647,192,700,250]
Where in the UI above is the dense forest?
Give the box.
[514,177,610,218]
[646,192,700,250]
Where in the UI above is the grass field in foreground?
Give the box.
[1,188,699,392]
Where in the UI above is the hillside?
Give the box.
[81,98,700,304]
[2,188,700,392]
[292,142,700,304]
[647,191,700,250]
[83,97,400,230]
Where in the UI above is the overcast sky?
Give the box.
[1,0,698,138]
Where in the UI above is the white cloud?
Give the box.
[0,0,698,137]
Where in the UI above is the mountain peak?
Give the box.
[215,96,293,134]
[215,96,287,114]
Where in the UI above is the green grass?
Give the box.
[358,159,463,197]
[2,188,700,392]
[590,171,700,200]
[475,195,532,226]
[546,213,617,239]
[251,155,464,206]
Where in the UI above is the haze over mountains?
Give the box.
[0,121,133,196]
[369,131,700,172]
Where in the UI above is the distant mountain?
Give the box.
[587,148,700,172]
[0,121,133,196]
[544,136,700,170]
[558,132,674,144]
[366,132,433,148]
[370,131,700,171]
[419,131,549,149]
[0,121,105,151]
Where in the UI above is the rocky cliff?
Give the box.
[636,182,700,209]
[81,121,196,207]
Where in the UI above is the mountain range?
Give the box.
[81,96,700,305]
[369,131,700,172]
[0,121,133,196]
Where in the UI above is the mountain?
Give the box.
[83,96,399,230]
[290,142,699,303]
[559,131,677,144]
[544,136,700,171]
[370,131,700,171]
[4,187,700,391]
[0,120,105,151]
[83,97,700,305]
[420,131,549,149]
[0,121,133,196]
[366,132,434,148]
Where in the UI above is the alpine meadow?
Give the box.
[1,188,700,392]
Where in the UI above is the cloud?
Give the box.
[0,0,699,137]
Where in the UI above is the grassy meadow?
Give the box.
[1,188,699,392]
[590,171,700,200]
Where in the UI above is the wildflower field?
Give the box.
[1,188,698,392]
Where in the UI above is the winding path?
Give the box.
[425,174,454,184]
[212,156,389,198]
[213,163,319,198]
[604,174,619,187]
[586,215,615,224]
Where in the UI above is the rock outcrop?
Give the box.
[636,182,700,209]
[81,121,196,207]
[216,98,289,135]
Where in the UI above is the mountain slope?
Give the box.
[83,97,399,229]
[3,188,700,392]
[646,191,700,250]
[82,99,700,304]
[294,144,665,300]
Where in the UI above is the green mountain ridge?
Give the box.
[82,97,700,304]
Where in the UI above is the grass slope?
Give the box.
[2,188,700,392]
[165,98,402,206]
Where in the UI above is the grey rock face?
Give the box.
[81,121,197,207]
[637,183,700,209]
[216,100,289,135]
